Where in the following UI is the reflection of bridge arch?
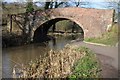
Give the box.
[33,18,84,42]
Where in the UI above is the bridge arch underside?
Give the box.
[33,18,84,43]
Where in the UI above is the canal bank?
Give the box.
[71,41,118,78]
[12,45,100,78]
[2,34,83,78]
[2,34,118,78]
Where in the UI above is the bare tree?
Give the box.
[12,0,35,42]
[73,0,81,7]
[44,1,65,9]
[44,1,65,33]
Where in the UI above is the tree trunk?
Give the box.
[28,11,36,42]
[22,12,29,43]
[44,2,51,9]
[52,23,56,33]
[10,15,12,32]
[72,22,75,33]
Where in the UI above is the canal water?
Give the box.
[2,34,83,78]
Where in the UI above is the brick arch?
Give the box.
[33,16,85,37]
[12,7,114,40]
[33,16,85,33]
[32,7,114,39]
[36,17,85,32]
[33,17,84,42]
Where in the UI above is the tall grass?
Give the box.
[13,45,100,78]
[69,47,100,79]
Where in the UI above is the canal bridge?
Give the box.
[10,7,114,42]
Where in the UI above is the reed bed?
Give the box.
[13,44,86,78]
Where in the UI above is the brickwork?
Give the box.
[33,7,114,38]
[14,7,114,38]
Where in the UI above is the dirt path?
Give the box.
[71,41,118,78]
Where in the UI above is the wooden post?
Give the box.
[10,15,12,32]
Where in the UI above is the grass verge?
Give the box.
[69,47,101,79]
[84,24,118,46]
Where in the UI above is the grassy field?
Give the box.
[69,47,100,79]
[84,23,118,46]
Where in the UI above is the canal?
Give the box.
[2,34,83,78]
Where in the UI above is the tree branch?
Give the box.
[12,16,24,30]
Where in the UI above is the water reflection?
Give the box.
[2,34,83,78]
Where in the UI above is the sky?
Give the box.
[2,0,119,12]
[2,0,120,3]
